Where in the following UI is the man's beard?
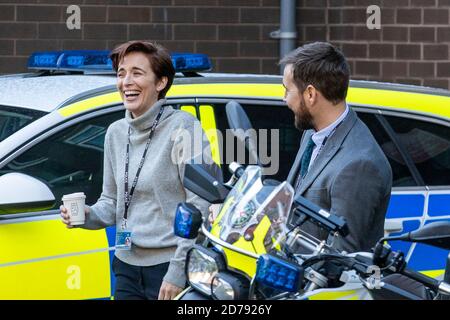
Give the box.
[294,97,314,131]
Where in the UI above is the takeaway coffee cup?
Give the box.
[62,192,86,225]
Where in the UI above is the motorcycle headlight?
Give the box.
[186,245,225,297]
[211,272,249,300]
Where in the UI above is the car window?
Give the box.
[384,115,450,187]
[0,106,46,142]
[212,102,301,181]
[356,112,417,187]
[0,111,123,208]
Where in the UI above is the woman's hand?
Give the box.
[158,281,183,300]
[60,205,89,228]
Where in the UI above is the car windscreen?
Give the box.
[0,106,46,142]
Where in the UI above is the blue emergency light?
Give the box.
[28,50,211,73]
[173,202,203,239]
[255,254,303,292]
[171,53,211,72]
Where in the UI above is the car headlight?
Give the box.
[186,245,225,297]
[211,272,249,300]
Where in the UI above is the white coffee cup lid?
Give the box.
[62,192,86,200]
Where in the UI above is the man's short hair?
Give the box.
[280,42,350,105]
[110,40,175,100]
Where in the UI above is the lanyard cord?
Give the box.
[123,107,165,223]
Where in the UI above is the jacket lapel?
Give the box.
[287,130,311,185]
[296,108,358,195]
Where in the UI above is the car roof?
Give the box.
[0,74,116,112]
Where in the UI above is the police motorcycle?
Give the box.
[173,101,450,300]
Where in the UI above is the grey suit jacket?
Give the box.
[287,108,392,252]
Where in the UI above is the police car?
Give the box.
[0,51,449,299]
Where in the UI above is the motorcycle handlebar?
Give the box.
[401,268,441,292]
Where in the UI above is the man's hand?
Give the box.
[158,281,183,300]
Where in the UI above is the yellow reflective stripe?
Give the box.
[58,92,122,117]
[199,105,221,167]
[421,269,445,279]
[347,87,450,119]
[167,83,284,99]
[0,219,111,299]
[308,290,358,300]
[58,83,450,122]
[180,105,197,117]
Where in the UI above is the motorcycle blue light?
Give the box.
[171,53,211,72]
[174,202,202,239]
[255,254,303,292]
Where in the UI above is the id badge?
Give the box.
[115,229,132,250]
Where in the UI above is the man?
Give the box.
[282,42,392,252]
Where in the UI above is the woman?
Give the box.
[60,41,216,300]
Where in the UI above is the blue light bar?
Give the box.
[59,50,112,70]
[255,254,303,292]
[28,51,62,69]
[28,50,211,73]
[171,53,211,72]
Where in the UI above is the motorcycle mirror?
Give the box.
[405,221,450,250]
[225,100,260,165]
[183,163,229,204]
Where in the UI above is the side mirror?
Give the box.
[184,163,229,204]
[406,221,450,250]
[0,173,55,214]
[174,202,203,239]
[225,100,259,165]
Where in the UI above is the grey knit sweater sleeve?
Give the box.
[84,129,117,229]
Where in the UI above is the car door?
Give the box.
[355,107,450,276]
[0,106,124,299]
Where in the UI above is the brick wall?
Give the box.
[0,0,449,90]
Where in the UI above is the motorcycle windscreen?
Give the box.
[210,166,295,256]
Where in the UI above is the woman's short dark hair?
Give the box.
[110,40,175,100]
[280,42,350,105]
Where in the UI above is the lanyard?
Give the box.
[123,107,165,227]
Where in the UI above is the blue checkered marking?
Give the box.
[386,194,425,219]
[428,194,450,217]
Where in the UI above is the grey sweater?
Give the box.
[82,99,216,288]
